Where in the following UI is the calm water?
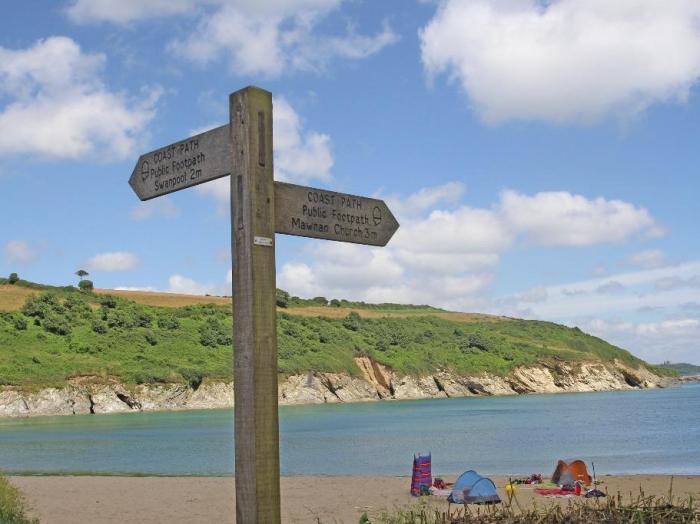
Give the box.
[0,383,698,476]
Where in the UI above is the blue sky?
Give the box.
[1,0,699,364]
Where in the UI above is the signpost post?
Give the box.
[129,86,399,524]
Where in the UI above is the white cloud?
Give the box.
[188,123,220,137]
[0,37,159,159]
[630,249,668,269]
[496,261,700,319]
[654,275,700,291]
[394,206,512,255]
[499,190,663,246]
[196,96,333,206]
[85,251,140,272]
[595,280,626,295]
[420,0,700,124]
[69,0,398,78]
[3,240,36,265]
[166,269,233,296]
[574,317,700,364]
[67,0,198,24]
[274,97,333,184]
[592,264,608,277]
[168,3,398,77]
[517,286,549,304]
[278,183,665,311]
[114,286,159,292]
[129,198,180,221]
[490,259,700,363]
[167,274,216,295]
[386,181,465,218]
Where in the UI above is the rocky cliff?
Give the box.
[0,358,669,418]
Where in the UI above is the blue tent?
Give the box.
[448,470,501,505]
[462,478,500,504]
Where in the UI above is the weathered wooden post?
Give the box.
[129,85,399,523]
[229,87,280,523]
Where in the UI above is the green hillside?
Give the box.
[656,362,700,376]
[0,282,669,389]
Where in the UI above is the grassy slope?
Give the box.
[656,362,700,376]
[0,283,664,389]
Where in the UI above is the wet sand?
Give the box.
[11,474,700,523]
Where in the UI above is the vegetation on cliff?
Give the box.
[656,361,700,376]
[0,281,671,389]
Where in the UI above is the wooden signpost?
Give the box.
[129,86,399,523]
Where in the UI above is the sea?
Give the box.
[0,383,698,477]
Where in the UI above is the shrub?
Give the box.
[42,313,71,336]
[91,321,108,334]
[22,293,60,319]
[64,295,91,320]
[467,334,490,352]
[199,318,232,347]
[276,289,289,308]
[343,312,361,331]
[330,299,341,308]
[143,331,158,346]
[133,372,169,385]
[13,316,27,331]
[135,311,152,328]
[99,295,118,308]
[157,316,180,330]
[102,307,150,329]
[104,309,139,329]
[8,272,19,284]
[78,279,94,292]
[180,369,204,390]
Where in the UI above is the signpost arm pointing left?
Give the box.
[230,87,281,523]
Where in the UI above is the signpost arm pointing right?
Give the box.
[231,86,281,524]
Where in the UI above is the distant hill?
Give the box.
[0,279,672,389]
[656,362,700,376]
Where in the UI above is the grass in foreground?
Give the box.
[374,491,699,524]
[0,475,38,524]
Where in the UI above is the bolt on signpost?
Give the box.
[129,86,399,523]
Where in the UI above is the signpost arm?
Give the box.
[230,86,280,524]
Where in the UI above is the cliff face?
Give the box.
[0,358,668,418]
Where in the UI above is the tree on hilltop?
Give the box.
[8,272,19,284]
[75,269,89,281]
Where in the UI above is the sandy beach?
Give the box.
[10,474,700,523]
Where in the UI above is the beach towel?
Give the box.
[535,487,580,497]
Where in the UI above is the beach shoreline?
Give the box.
[10,474,700,524]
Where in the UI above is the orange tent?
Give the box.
[551,459,591,485]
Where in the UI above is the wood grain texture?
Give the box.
[274,181,399,246]
[230,86,280,524]
[129,124,231,201]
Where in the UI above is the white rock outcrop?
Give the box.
[0,359,671,418]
